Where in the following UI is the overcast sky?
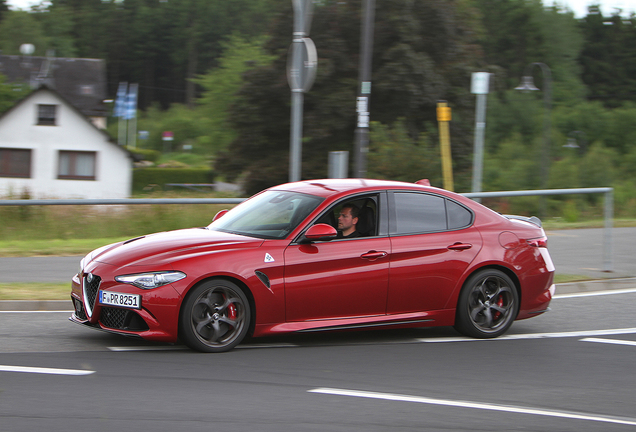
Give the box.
[4,0,636,18]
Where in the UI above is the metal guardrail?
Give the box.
[0,187,614,271]
[0,198,246,206]
[462,187,613,272]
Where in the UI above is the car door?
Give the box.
[284,193,390,322]
[387,191,482,314]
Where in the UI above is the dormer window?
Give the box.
[37,104,57,125]
[80,85,94,95]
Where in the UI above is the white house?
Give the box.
[0,86,133,199]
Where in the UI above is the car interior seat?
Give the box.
[356,204,376,237]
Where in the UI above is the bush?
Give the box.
[133,168,215,193]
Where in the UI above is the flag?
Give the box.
[125,83,138,120]
[113,82,128,117]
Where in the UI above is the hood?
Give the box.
[89,228,264,268]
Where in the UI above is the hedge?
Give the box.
[127,147,161,163]
[133,168,215,193]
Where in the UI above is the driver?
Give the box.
[337,203,361,238]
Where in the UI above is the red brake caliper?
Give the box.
[493,295,504,320]
[227,303,237,321]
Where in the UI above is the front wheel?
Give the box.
[180,279,250,353]
[454,269,518,338]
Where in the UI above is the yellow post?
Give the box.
[437,101,454,191]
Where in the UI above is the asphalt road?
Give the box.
[1,288,636,431]
[0,227,634,284]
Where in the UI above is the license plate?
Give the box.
[99,290,141,309]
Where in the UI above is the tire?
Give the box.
[454,269,518,338]
[180,279,250,353]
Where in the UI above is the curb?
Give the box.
[2,278,636,312]
[555,277,636,295]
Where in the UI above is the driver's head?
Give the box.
[337,203,359,236]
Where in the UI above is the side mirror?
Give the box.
[212,209,229,222]
[302,223,337,243]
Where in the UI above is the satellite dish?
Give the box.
[20,44,35,55]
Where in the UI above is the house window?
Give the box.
[0,148,32,178]
[58,151,96,180]
[37,104,57,126]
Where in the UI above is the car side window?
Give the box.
[394,193,446,234]
[315,195,379,238]
[447,199,473,229]
[393,192,473,234]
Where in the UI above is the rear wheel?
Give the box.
[180,279,250,353]
[454,269,518,338]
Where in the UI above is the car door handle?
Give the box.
[361,250,388,261]
[448,242,472,251]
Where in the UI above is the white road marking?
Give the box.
[554,287,636,299]
[0,310,72,313]
[237,343,298,349]
[108,346,187,352]
[308,387,636,427]
[0,365,94,375]
[581,337,636,347]
[417,327,636,343]
[107,343,297,352]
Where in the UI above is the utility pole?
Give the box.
[354,0,375,178]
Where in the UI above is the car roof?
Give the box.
[268,178,436,198]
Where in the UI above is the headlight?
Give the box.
[115,271,187,289]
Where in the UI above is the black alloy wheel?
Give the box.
[454,269,518,338]
[180,279,250,353]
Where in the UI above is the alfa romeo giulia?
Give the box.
[70,179,555,352]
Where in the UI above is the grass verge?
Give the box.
[553,274,593,284]
[0,283,70,300]
[0,238,128,257]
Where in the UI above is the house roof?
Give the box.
[0,54,107,118]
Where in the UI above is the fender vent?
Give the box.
[255,271,271,288]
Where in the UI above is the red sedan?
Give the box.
[70,179,555,352]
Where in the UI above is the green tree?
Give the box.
[367,120,442,185]
[0,0,9,22]
[194,35,274,153]
[48,0,276,109]
[578,141,617,188]
[0,73,29,113]
[474,0,584,100]
[218,0,485,194]
[579,6,636,107]
[0,10,50,55]
[32,3,78,57]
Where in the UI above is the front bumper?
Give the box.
[70,270,182,343]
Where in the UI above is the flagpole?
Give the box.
[115,82,128,146]
[126,84,139,148]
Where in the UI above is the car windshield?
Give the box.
[207,190,324,239]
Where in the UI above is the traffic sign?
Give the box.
[287,37,318,93]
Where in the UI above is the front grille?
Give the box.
[100,307,149,331]
[73,297,87,320]
[83,273,101,313]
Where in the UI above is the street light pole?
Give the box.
[470,72,491,202]
[515,62,552,192]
